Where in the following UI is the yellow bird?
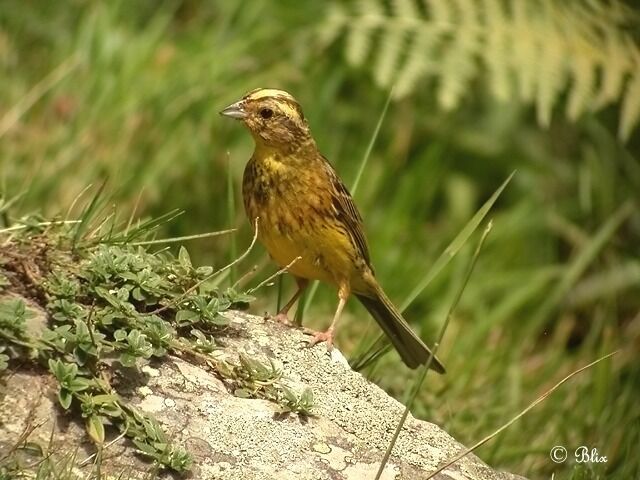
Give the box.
[221,88,445,372]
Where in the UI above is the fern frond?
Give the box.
[375,19,405,86]
[483,0,513,103]
[320,0,640,141]
[345,0,383,66]
[534,1,568,127]
[436,0,482,110]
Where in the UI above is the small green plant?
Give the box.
[0,297,31,340]
[222,353,315,415]
[125,408,193,472]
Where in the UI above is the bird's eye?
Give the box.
[259,108,273,119]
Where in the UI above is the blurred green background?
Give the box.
[1,1,639,478]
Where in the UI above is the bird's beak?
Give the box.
[220,100,247,120]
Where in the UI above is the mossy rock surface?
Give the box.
[1,293,525,479]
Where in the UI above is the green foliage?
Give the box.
[189,328,218,353]
[0,215,312,475]
[322,0,640,140]
[223,353,315,415]
[127,409,192,472]
[114,329,154,367]
[0,298,31,339]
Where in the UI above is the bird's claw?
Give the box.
[304,328,335,351]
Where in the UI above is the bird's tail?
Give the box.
[355,287,445,373]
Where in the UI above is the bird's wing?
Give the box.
[324,158,372,267]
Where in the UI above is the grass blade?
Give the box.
[72,181,107,249]
[128,228,236,246]
[352,88,394,196]
[106,209,184,245]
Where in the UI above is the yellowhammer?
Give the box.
[221,88,445,373]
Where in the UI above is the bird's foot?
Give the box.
[266,312,294,326]
[304,327,335,351]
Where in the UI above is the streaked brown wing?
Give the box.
[324,157,372,267]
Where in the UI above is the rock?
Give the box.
[0,298,525,480]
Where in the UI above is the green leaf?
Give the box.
[169,447,193,471]
[67,377,92,392]
[48,359,78,382]
[196,266,213,276]
[119,353,137,367]
[86,415,105,444]
[114,329,127,341]
[191,329,217,353]
[91,394,119,404]
[143,418,166,442]
[95,286,124,308]
[300,387,314,407]
[116,287,130,302]
[101,403,123,418]
[73,347,89,366]
[132,286,145,301]
[178,246,192,269]
[280,385,297,404]
[152,441,169,451]
[132,439,157,456]
[225,288,255,305]
[175,309,199,325]
[58,389,73,410]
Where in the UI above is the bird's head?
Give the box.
[220,88,313,152]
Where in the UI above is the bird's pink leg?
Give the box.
[305,282,350,351]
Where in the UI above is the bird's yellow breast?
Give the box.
[242,151,363,287]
